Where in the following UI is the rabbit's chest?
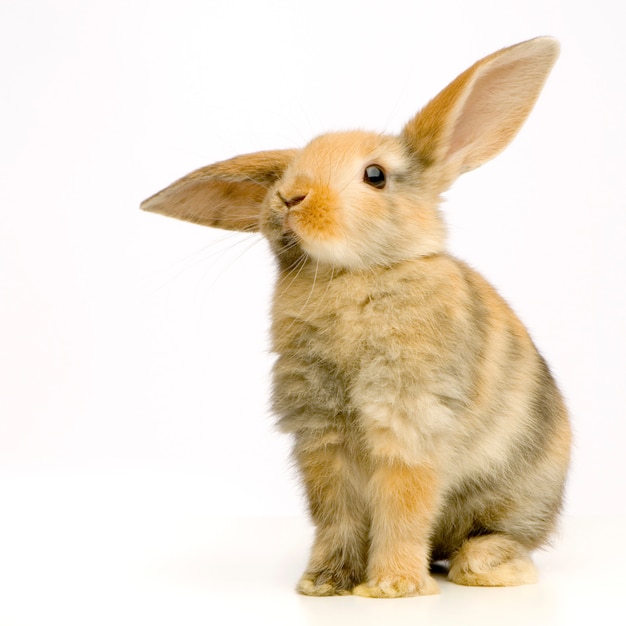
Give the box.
[273,260,472,449]
[271,266,457,433]
[284,279,408,368]
[275,263,456,367]
[273,293,462,466]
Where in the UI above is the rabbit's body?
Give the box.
[271,250,569,595]
[142,37,571,597]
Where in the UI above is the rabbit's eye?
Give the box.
[363,165,386,189]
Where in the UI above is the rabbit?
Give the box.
[141,36,571,598]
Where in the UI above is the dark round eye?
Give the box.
[363,164,386,189]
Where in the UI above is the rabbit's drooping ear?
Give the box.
[402,37,559,188]
[141,149,297,232]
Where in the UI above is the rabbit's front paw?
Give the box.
[297,567,361,596]
[353,574,439,598]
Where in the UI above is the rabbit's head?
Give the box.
[142,37,559,272]
[259,130,444,270]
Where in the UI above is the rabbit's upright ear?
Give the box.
[141,149,297,232]
[402,37,559,187]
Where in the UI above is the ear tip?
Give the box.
[539,35,560,54]
[526,35,561,60]
[140,194,160,213]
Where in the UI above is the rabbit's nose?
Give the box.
[277,191,307,209]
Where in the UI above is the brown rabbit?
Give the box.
[141,37,571,597]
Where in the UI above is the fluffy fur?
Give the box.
[141,37,571,597]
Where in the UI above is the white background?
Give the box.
[1,1,625,623]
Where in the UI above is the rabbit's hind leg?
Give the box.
[448,534,538,587]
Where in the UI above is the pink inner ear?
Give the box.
[449,64,510,154]
[446,55,554,171]
[400,38,559,182]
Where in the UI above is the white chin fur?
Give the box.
[296,219,445,270]
[300,237,372,270]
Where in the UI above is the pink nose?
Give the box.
[278,192,307,209]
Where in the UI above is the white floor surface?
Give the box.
[0,469,623,626]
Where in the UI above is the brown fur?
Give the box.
[141,37,570,597]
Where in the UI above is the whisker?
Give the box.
[200,233,264,293]
[282,257,321,336]
[315,261,336,312]
[276,252,309,293]
[142,230,262,297]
